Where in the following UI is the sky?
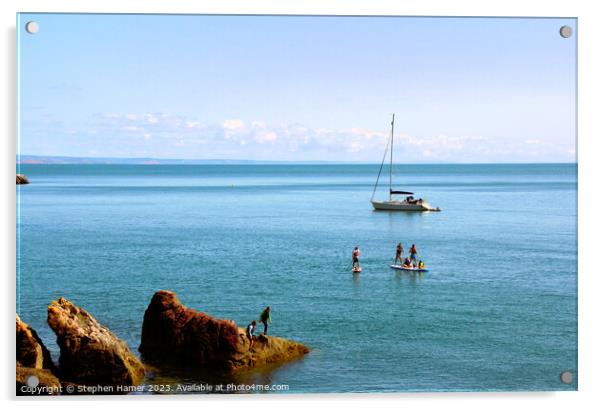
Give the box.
[18,14,577,163]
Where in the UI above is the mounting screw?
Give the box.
[25,21,39,34]
[559,25,573,38]
[26,375,39,387]
[560,371,573,384]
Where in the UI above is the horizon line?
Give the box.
[16,154,577,166]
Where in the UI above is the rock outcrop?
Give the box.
[16,315,61,395]
[16,174,29,184]
[139,290,309,372]
[47,297,145,386]
[16,362,61,395]
[230,331,310,372]
[16,315,55,371]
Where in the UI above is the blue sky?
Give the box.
[18,14,576,162]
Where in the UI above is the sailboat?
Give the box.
[370,114,441,211]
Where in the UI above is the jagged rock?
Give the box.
[16,315,55,370]
[139,290,309,372]
[47,297,145,386]
[233,331,310,371]
[16,174,29,184]
[16,362,61,395]
[16,315,61,395]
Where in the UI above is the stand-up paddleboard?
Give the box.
[352,266,362,273]
[390,264,429,272]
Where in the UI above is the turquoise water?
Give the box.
[16,163,577,392]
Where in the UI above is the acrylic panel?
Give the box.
[16,13,577,395]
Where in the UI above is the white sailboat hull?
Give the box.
[371,200,440,211]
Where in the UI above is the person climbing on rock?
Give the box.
[246,320,256,349]
[259,306,272,335]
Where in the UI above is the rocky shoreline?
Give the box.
[16,291,309,395]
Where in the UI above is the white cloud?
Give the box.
[349,128,386,139]
[347,141,363,153]
[186,121,204,129]
[74,112,575,162]
[144,114,159,124]
[223,119,244,130]
[121,125,145,132]
[160,114,183,129]
[222,119,245,140]
[254,131,278,144]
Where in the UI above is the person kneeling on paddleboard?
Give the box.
[260,306,272,335]
[418,260,425,269]
[403,257,412,268]
[352,246,361,270]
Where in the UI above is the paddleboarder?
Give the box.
[410,244,418,266]
[394,243,403,265]
[352,246,361,271]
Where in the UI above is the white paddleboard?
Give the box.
[352,267,362,273]
[390,264,429,272]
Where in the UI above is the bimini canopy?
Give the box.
[390,189,414,195]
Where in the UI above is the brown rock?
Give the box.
[139,290,309,372]
[16,315,55,370]
[16,174,29,184]
[16,362,61,395]
[230,331,309,371]
[47,297,145,386]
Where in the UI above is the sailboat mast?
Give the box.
[389,114,395,201]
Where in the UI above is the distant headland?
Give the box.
[16,155,359,165]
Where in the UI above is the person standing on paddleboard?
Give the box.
[410,244,418,267]
[394,243,403,265]
[260,306,272,335]
[352,246,361,270]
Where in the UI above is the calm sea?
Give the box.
[16,163,577,392]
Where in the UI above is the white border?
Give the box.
[3,1,601,408]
